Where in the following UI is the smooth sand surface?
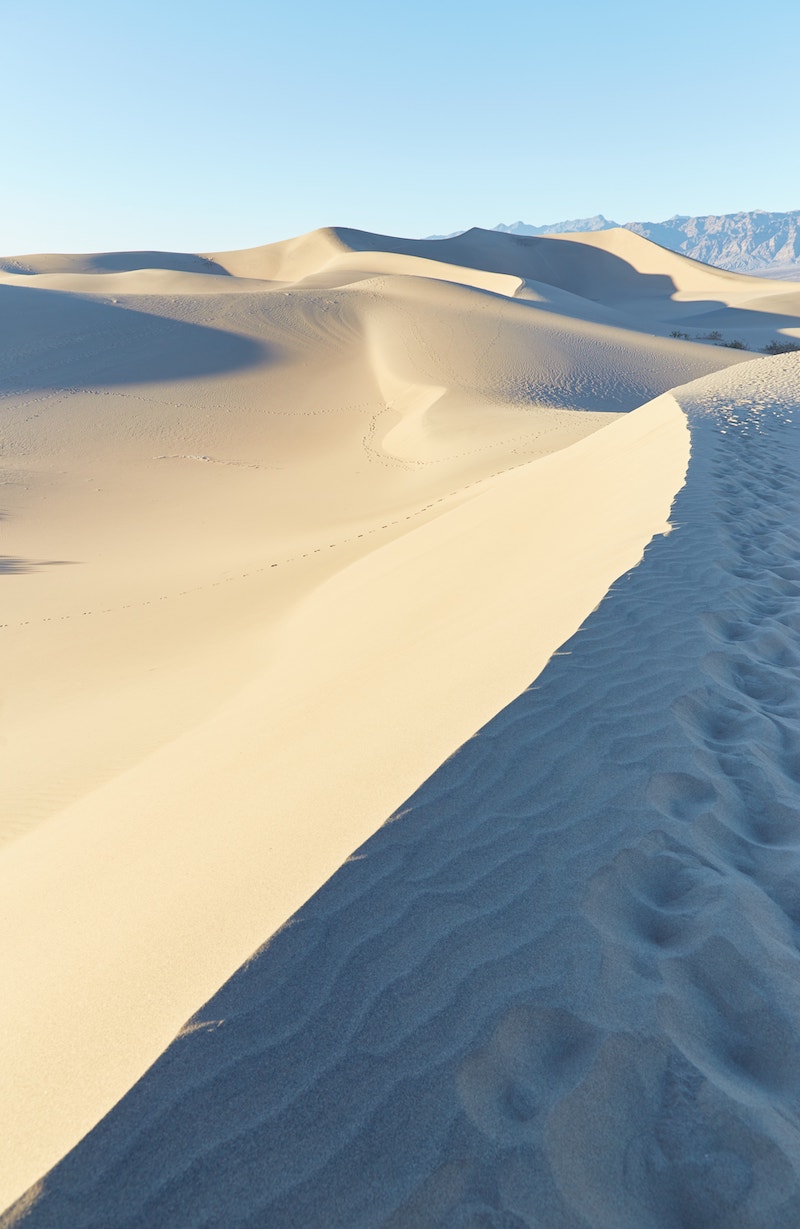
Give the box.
[1,229,797,1219]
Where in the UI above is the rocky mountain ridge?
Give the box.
[490,210,800,274]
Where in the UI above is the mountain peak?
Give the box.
[486,209,800,273]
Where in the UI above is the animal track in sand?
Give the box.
[154,453,280,471]
[0,461,525,631]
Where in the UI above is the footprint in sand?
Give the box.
[646,772,717,823]
[583,842,722,954]
[456,1006,599,1145]
[547,1031,798,1229]
[660,935,800,1104]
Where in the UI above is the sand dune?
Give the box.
[210,225,800,345]
[0,250,228,277]
[1,229,798,1221]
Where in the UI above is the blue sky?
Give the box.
[2,0,797,253]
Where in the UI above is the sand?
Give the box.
[1,228,799,1224]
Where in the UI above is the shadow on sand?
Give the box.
[0,284,276,394]
[0,252,231,278]
[0,556,77,576]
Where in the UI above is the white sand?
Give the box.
[1,229,798,1219]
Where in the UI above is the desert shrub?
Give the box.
[762,339,800,355]
[721,339,749,349]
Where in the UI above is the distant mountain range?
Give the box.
[432,211,800,276]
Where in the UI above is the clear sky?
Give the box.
[2,0,798,254]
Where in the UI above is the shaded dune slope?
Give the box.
[8,356,800,1229]
[0,250,229,277]
[0,284,269,391]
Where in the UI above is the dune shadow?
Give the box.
[0,555,31,574]
[0,556,77,575]
[55,252,230,277]
[0,285,276,393]
[677,303,800,333]
[0,251,230,277]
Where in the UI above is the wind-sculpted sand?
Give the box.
[1,229,799,1224]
